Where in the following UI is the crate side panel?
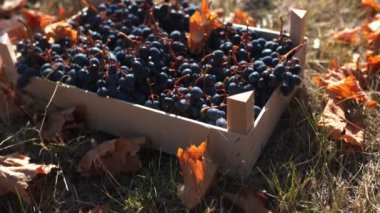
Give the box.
[25,78,211,154]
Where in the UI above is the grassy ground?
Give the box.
[1,0,380,212]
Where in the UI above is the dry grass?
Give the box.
[1,0,380,212]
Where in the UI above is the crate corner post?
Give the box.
[0,33,18,84]
[226,90,255,134]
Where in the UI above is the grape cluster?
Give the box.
[15,0,302,128]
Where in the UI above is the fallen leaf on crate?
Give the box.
[177,141,217,209]
[187,0,222,54]
[41,105,86,139]
[232,9,256,27]
[318,98,365,150]
[0,153,56,204]
[45,21,78,42]
[78,137,146,176]
[362,0,380,10]
[23,9,56,31]
[332,27,361,44]
[223,188,269,213]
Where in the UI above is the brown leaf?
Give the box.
[318,98,365,150]
[44,21,78,42]
[41,105,86,139]
[177,141,217,209]
[223,188,269,213]
[332,27,361,44]
[78,137,146,176]
[0,153,56,204]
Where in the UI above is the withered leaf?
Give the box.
[78,137,146,176]
[177,141,217,209]
[41,105,86,140]
[318,98,365,150]
[326,75,377,106]
[0,153,56,204]
[223,188,269,213]
[332,27,361,44]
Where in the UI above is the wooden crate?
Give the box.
[0,8,307,177]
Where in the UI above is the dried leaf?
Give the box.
[177,141,217,209]
[41,105,86,139]
[318,98,347,142]
[232,9,256,27]
[362,0,380,10]
[332,27,361,44]
[318,98,365,150]
[223,188,269,213]
[44,21,78,42]
[187,0,222,54]
[78,137,146,176]
[326,75,377,106]
[23,9,56,31]
[0,153,56,204]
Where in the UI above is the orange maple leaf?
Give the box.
[177,141,217,209]
[326,75,377,106]
[362,0,380,10]
[187,0,222,54]
[232,9,256,27]
[23,9,56,31]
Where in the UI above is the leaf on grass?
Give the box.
[326,75,377,106]
[332,27,361,44]
[187,0,222,54]
[362,0,380,10]
[44,21,78,42]
[318,98,365,150]
[0,81,24,123]
[78,137,146,176]
[23,9,56,31]
[223,188,269,213]
[177,141,217,209]
[41,105,86,139]
[0,153,55,204]
[232,9,256,27]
